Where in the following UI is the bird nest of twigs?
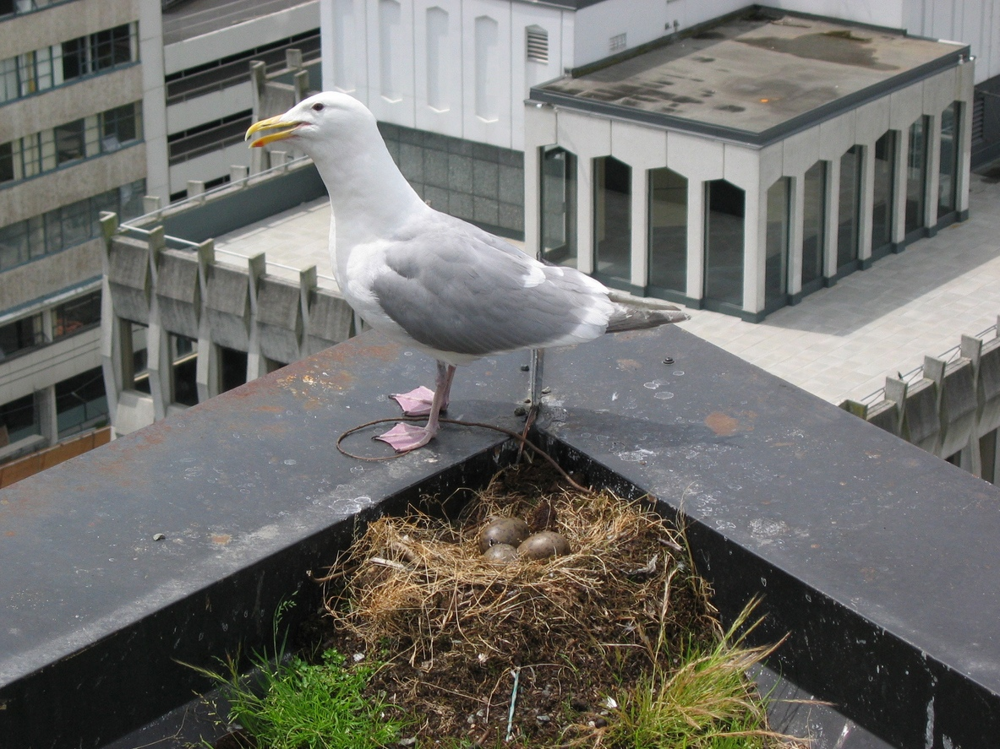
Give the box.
[310,462,803,747]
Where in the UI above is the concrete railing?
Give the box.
[841,317,1000,482]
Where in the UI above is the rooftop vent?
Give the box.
[609,32,626,53]
[526,25,548,64]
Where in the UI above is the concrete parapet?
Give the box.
[845,320,1000,484]
[925,355,977,460]
[100,217,351,434]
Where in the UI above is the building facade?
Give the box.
[0,0,161,463]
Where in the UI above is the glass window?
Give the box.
[126,321,150,394]
[648,167,687,295]
[0,221,29,270]
[0,393,39,445]
[837,146,861,271]
[55,118,85,164]
[0,313,44,360]
[118,179,146,222]
[594,156,631,286]
[0,55,18,103]
[0,141,13,183]
[53,291,101,339]
[55,367,108,439]
[802,161,826,288]
[170,334,199,406]
[219,345,248,393]
[540,147,578,267]
[21,132,41,178]
[101,103,139,152]
[905,116,928,236]
[765,177,790,312]
[91,188,119,237]
[61,198,91,247]
[939,102,959,217]
[872,131,897,255]
[704,179,745,309]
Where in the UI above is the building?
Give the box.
[0,0,162,464]
[524,9,973,320]
[156,0,320,202]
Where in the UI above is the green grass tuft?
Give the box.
[200,648,406,749]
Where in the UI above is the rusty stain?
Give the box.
[616,359,642,371]
[257,405,283,413]
[211,534,232,545]
[5,531,14,537]
[705,412,739,436]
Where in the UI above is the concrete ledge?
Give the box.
[2,328,999,749]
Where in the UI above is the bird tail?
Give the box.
[605,291,690,333]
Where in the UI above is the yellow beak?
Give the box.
[245,115,301,148]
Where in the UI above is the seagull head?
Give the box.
[244,91,376,150]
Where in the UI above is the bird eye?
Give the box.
[311,103,325,112]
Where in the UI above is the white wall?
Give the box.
[321,0,564,150]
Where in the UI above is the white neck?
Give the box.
[306,119,425,269]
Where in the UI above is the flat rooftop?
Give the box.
[207,173,1000,407]
[533,10,966,143]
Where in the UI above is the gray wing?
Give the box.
[371,215,611,357]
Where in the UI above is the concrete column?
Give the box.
[629,168,648,291]
[926,113,942,229]
[685,179,704,303]
[246,253,267,381]
[892,127,908,247]
[36,385,57,447]
[788,175,804,299]
[745,187,764,317]
[523,103,557,260]
[858,144,874,263]
[956,60,974,216]
[823,157,839,282]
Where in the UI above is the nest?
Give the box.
[318,464,724,744]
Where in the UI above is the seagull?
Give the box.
[246,92,689,453]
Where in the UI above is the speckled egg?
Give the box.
[478,517,530,553]
[517,531,571,560]
[482,543,519,565]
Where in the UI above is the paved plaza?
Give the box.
[212,173,1000,407]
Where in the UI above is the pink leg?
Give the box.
[378,362,456,452]
[390,361,452,416]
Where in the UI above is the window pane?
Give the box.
[837,146,861,269]
[540,147,578,268]
[61,199,91,247]
[648,166,687,293]
[0,393,39,444]
[594,156,631,285]
[171,334,199,406]
[56,367,108,438]
[704,179,745,308]
[101,104,137,152]
[61,36,85,80]
[54,290,102,339]
[872,131,896,253]
[220,346,247,393]
[119,179,146,221]
[939,102,959,216]
[91,188,119,236]
[44,208,63,253]
[0,220,29,269]
[129,321,150,393]
[1,56,19,103]
[0,314,43,359]
[21,133,41,177]
[765,177,790,311]
[802,160,826,287]
[0,141,13,183]
[55,118,86,164]
[112,24,133,65]
[905,116,928,236]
